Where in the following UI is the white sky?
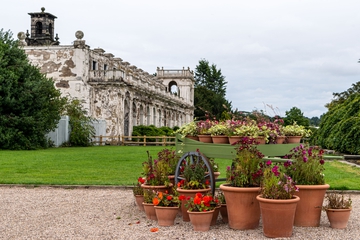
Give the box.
[2,1,360,118]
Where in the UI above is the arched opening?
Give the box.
[168,81,180,96]
[35,22,43,36]
[132,102,137,127]
[139,105,144,125]
[124,95,130,138]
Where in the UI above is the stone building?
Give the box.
[18,8,195,137]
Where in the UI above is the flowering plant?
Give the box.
[260,161,298,199]
[196,119,213,135]
[226,137,264,187]
[152,191,180,207]
[143,189,156,204]
[156,148,179,175]
[323,192,352,210]
[132,177,145,196]
[182,193,218,212]
[283,144,325,185]
[142,151,171,186]
[232,120,259,137]
[283,122,311,137]
[207,121,230,136]
[175,120,198,138]
[177,162,210,189]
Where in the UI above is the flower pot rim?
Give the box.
[177,187,211,193]
[154,205,180,209]
[219,183,261,191]
[256,194,300,203]
[187,209,215,213]
[296,184,330,190]
[325,207,352,212]
[141,183,174,188]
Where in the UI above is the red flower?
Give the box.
[179,195,186,201]
[167,195,173,201]
[138,177,145,184]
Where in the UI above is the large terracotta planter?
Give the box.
[228,136,243,145]
[134,195,144,211]
[143,203,157,220]
[211,135,229,144]
[286,136,302,143]
[326,208,351,229]
[154,206,179,226]
[257,195,300,238]
[219,184,260,230]
[187,210,214,231]
[141,183,173,193]
[177,187,211,222]
[276,136,286,144]
[220,204,228,223]
[294,184,330,227]
[198,135,212,143]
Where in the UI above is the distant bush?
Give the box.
[132,125,176,142]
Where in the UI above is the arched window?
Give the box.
[168,81,180,96]
[36,22,43,36]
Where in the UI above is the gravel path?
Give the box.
[0,186,358,240]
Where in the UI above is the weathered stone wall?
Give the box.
[23,34,194,138]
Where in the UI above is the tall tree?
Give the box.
[325,81,360,110]
[194,59,231,120]
[283,107,309,127]
[0,30,65,149]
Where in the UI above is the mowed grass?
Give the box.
[1,146,360,190]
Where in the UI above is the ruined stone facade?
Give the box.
[19,8,194,137]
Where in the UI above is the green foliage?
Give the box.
[323,192,352,210]
[284,107,310,127]
[194,59,232,120]
[315,93,360,154]
[0,30,65,149]
[326,81,360,110]
[62,98,95,147]
[132,125,175,142]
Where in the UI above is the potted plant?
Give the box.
[256,160,300,238]
[175,120,198,141]
[141,151,173,193]
[177,160,211,221]
[155,148,180,186]
[196,119,213,143]
[220,137,264,230]
[282,122,312,143]
[216,191,228,223]
[323,192,352,229]
[142,189,157,220]
[133,177,145,211]
[284,144,330,227]
[207,121,230,144]
[152,191,181,226]
[181,192,217,231]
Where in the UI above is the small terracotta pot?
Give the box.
[188,210,214,231]
[326,208,351,229]
[286,136,302,143]
[143,203,157,220]
[197,135,212,143]
[210,206,220,225]
[211,135,229,144]
[177,187,211,222]
[220,204,228,223]
[134,195,144,211]
[154,206,179,226]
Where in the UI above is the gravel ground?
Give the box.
[0,186,358,240]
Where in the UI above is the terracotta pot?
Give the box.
[143,203,157,220]
[186,135,199,141]
[210,206,220,225]
[294,184,330,227]
[326,208,352,229]
[276,136,286,144]
[154,206,179,226]
[219,184,260,230]
[211,135,229,144]
[228,136,243,145]
[220,204,228,223]
[197,135,212,143]
[187,210,214,231]
[257,195,300,238]
[141,183,173,193]
[134,195,144,211]
[286,136,302,143]
[254,136,266,144]
[177,187,211,222]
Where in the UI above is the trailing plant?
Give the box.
[283,144,325,185]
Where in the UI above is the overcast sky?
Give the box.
[2,1,360,118]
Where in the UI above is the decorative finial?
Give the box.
[41,7,45,12]
[75,30,84,40]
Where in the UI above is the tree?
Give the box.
[62,98,95,147]
[283,107,309,127]
[325,81,360,110]
[0,30,65,149]
[194,59,231,120]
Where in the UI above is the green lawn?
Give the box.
[1,146,359,190]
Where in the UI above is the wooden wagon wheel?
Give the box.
[175,151,216,196]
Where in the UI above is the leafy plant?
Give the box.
[260,161,298,199]
[283,144,325,185]
[182,192,218,212]
[207,121,229,136]
[156,148,179,175]
[323,192,352,210]
[142,151,171,186]
[226,137,264,187]
[132,177,145,196]
[152,191,180,207]
[216,191,226,204]
[175,120,198,138]
[282,122,311,137]
[143,189,156,204]
[177,161,209,189]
